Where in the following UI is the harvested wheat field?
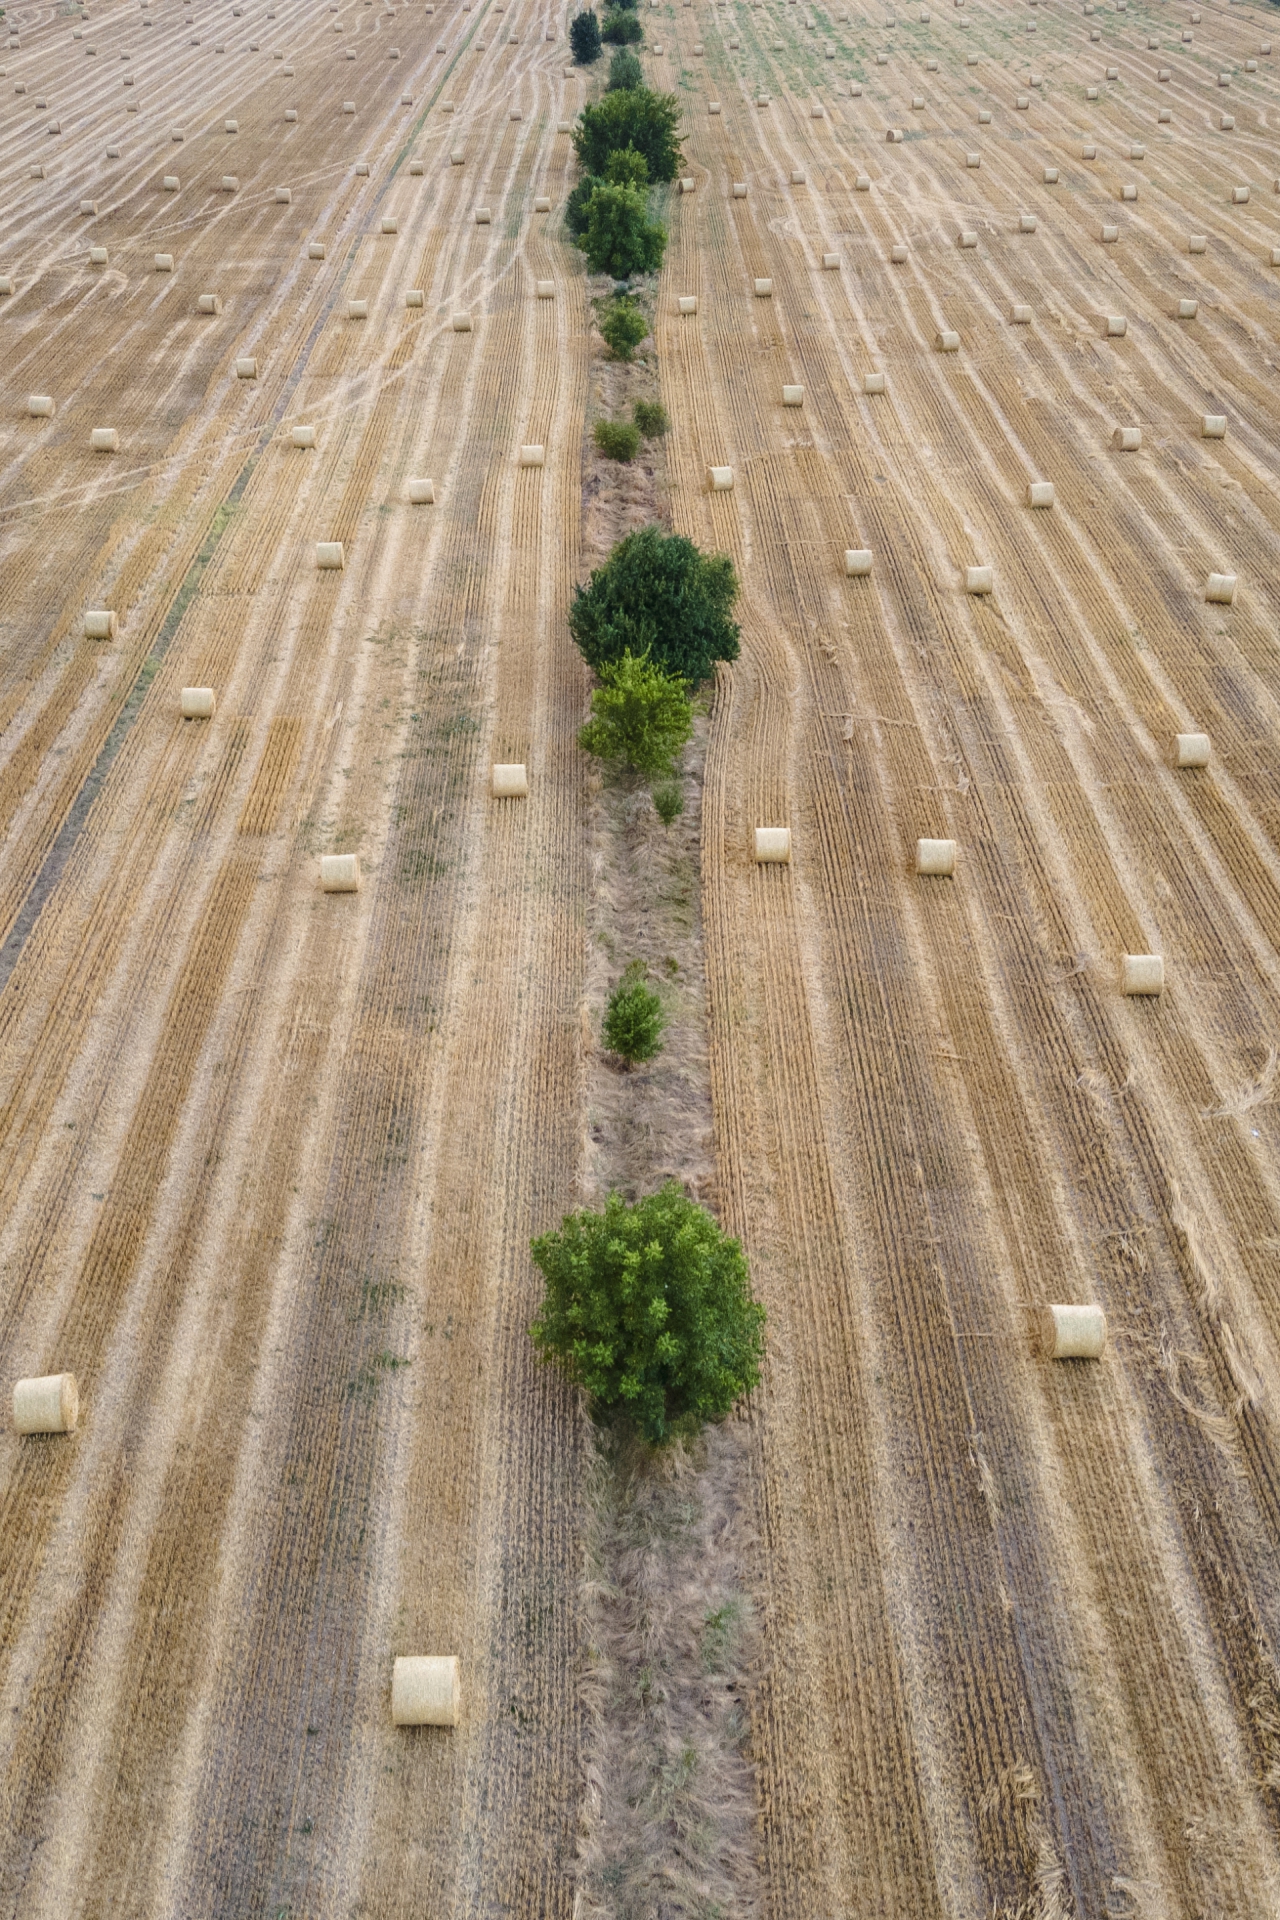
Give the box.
[3,0,1280,1907]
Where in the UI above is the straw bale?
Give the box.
[320,853,360,890]
[13,1374,79,1434]
[181,687,215,717]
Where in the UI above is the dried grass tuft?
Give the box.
[575,1422,763,1920]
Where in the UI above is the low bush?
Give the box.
[570,526,741,685]
[530,1182,766,1446]
[594,418,642,462]
[600,297,648,360]
[578,649,693,774]
[633,398,668,437]
[652,779,684,826]
[602,960,666,1065]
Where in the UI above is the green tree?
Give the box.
[602,960,667,1065]
[603,145,648,187]
[578,649,693,773]
[569,526,740,685]
[601,6,643,41]
[530,1182,766,1445]
[574,87,683,183]
[594,419,642,461]
[633,398,668,437]
[582,182,666,277]
[607,46,643,88]
[569,8,602,62]
[599,296,649,359]
[565,173,599,239]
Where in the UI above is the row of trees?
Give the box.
[528,72,764,1449]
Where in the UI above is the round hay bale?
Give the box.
[890,244,908,263]
[1174,732,1210,768]
[519,445,545,467]
[1039,1304,1107,1359]
[198,293,222,314]
[181,687,215,718]
[754,277,773,295]
[285,108,298,122]
[406,289,424,308]
[343,99,356,113]
[89,246,109,266]
[936,329,960,351]
[782,384,803,406]
[964,564,993,594]
[863,371,886,394]
[754,827,791,863]
[732,181,747,198]
[163,173,180,191]
[790,168,806,184]
[0,277,12,296]
[80,198,98,216]
[709,465,734,491]
[291,425,316,447]
[1206,572,1237,604]
[28,395,55,418]
[90,427,118,451]
[823,252,840,268]
[475,206,491,223]
[680,176,696,193]
[321,853,360,891]
[155,254,174,274]
[844,548,873,576]
[381,216,398,235]
[1027,480,1055,507]
[978,109,991,122]
[678,295,698,315]
[1011,303,1032,323]
[1121,183,1137,201]
[1201,414,1227,439]
[392,1656,460,1727]
[1082,142,1097,158]
[855,173,870,190]
[966,153,980,168]
[13,1374,79,1434]
[408,478,435,504]
[348,299,368,320]
[410,160,424,175]
[235,357,258,379]
[1121,953,1163,995]
[223,175,240,192]
[84,610,117,638]
[1043,166,1059,183]
[316,541,345,569]
[452,314,472,331]
[1105,314,1127,337]
[1112,425,1141,450]
[916,837,956,875]
[1232,184,1249,203]
[274,186,291,204]
[1100,223,1119,242]
[959,228,977,246]
[535,195,551,212]
[1019,213,1037,232]
[492,764,529,797]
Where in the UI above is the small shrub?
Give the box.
[602,960,666,1065]
[578,649,693,774]
[570,526,741,685]
[600,297,649,360]
[652,779,684,826]
[569,8,602,61]
[601,7,643,41]
[583,184,666,278]
[594,418,642,462]
[574,87,683,183]
[633,398,669,438]
[530,1181,766,1446]
[607,46,643,88]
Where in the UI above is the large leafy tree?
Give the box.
[569,526,740,685]
[569,8,602,62]
[607,46,643,88]
[530,1183,765,1445]
[582,181,666,277]
[601,6,643,41]
[573,87,683,183]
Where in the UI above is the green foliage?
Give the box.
[578,649,693,774]
[633,398,669,438]
[602,960,667,1065]
[599,296,649,359]
[565,172,599,239]
[574,87,683,183]
[602,6,643,41]
[569,8,602,62]
[607,46,644,88]
[603,145,648,187]
[530,1182,766,1445]
[569,526,741,685]
[652,779,684,826]
[594,418,643,461]
[582,182,667,278]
